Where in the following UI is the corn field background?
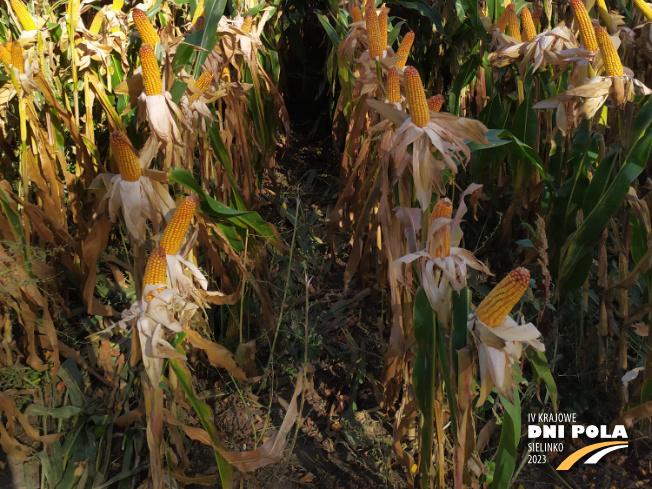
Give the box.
[0,0,651,487]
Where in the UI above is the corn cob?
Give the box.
[89,10,105,34]
[0,44,12,69]
[365,4,383,59]
[378,11,388,52]
[387,67,400,104]
[404,66,429,128]
[570,0,598,52]
[595,0,615,33]
[195,70,213,92]
[633,0,652,21]
[595,25,623,76]
[521,8,537,42]
[10,0,37,31]
[143,246,167,300]
[110,131,141,182]
[495,4,514,33]
[139,44,162,96]
[395,31,414,69]
[241,14,253,33]
[531,8,542,28]
[351,6,362,23]
[192,0,204,24]
[428,94,444,112]
[132,8,161,46]
[160,195,199,255]
[11,42,23,74]
[476,267,530,327]
[221,66,231,84]
[112,0,124,11]
[507,7,522,40]
[430,198,452,257]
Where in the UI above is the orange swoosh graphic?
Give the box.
[556,441,628,470]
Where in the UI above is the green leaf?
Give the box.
[387,0,446,37]
[451,287,470,375]
[491,391,521,489]
[412,287,436,486]
[526,348,558,411]
[24,405,84,419]
[169,80,187,104]
[560,98,652,290]
[449,55,481,115]
[192,0,227,75]
[316,12,340,48]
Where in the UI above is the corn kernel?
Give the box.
[570,0,598,52]
[110,131,141,182]
[404,66,429,128]
[477,268,530,327]
[139,44,162,96]
[395,31,414,69]
[160,195,200,255]
[132,8,160,46]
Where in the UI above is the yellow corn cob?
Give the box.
[241,14,253,33]
[139,44,162,96]
[110,131,141,182]
[428,94,444,112]
[0,44,12,69]
[430,198,452,257]
[476,267,530,327]
[160,195,200,255]
[10,0,37,31]
[351,6,362,22]
[221,66,231,84]
[387,67,400,104]
[570,0,598,52]
[132,8,160,46]
[521,8,536,42]
[395,31,414,69]
[143,246,167,300]
[404,66,429,128]
[378,11,388,52]
[89,10,105,34]
[495,4,514,33]
[633,0,652,21]
[11,42,23,74]
[595,25,623,76]
[595,0,615,33]
[365,4,383,59]
[195,70,214,92]
[507,7,521,40]
[192,0,204,24]
[112,0,124,11]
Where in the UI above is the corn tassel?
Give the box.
[387,67,400,104]
[428,94,444,112]
[595,0,616,33]
[378,11,388,52]
[570,0,598,52]
[495,4,514,33]
[477,267,530,327]
[112,0,124,10]
[365,4,383,59]
[192,0,204,24]
[195,70,213,92]
[633,0,652,21]
[351,6,362,22]
[430,198,452,257]
[140,44,162,96]
[160,195,199,255]
[595,25,623,76]
[11,42,23,74]
[521,8,537,42]
[110,131,141,182]
[132,8,160,46]
[10,0,37,31]
[0,44,12,69]
[507,7,521,40]
[395,31,414,69]
[89,10,105,34]
[143,247,167,300]
[404,66,429,128]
